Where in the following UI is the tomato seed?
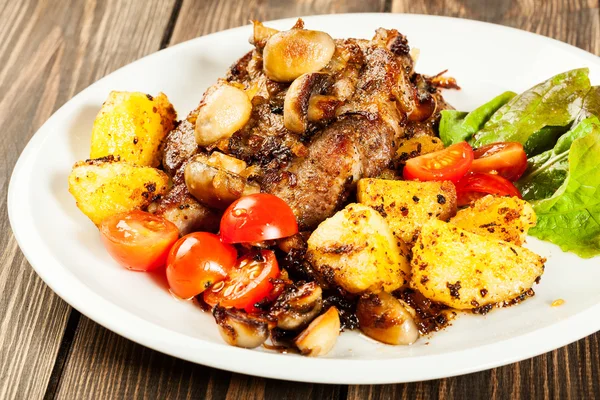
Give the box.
[223,285,235,297]
[211,281,225,293]
[233,283,246,296]
[248,266,261,280]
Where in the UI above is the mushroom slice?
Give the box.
[407,75,437,122]
[184,153,260,209]
[407,93,437,122]
[294,306,340,357]
[307,94,341,123]
[284,73,331,133]
[250,20,279,48]
[263,29,336,82]
[205,151,247,174]
[356,291,419,346]
[213,306,270,349]
[195,81,252,147]
[276,233,307,254]
[271,282,323,330]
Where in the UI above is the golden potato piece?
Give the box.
[68,156,169,225]
[411,219,545,310]
[90,91,177,167]
[357,178,457,245]
[307,203,410,294]
[450,195,536,245]
[393,136,444,167]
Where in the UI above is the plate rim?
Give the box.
[8,13,600,384]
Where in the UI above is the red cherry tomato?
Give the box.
[220,193,298,244]
[455,172,523,206]
[403,142,474,183]
[100,210,179,272]
[471,142,528,181]
[204,250,280,313]
[166,232,237,299]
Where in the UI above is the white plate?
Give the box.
[8,14,600,384]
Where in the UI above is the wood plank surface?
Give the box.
[0,0,177,399]
[2,0,599,399]
[169,0,388,44]
[391,0,600,56]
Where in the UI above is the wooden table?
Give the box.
[1,0,599,398]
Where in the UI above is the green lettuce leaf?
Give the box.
[439,110,468,146]
[521,125,571,157]
[517,117,600,201]
[529,127,600,258]
[472,68,591,156]
[573,86,600,124]
[439,91,516,146]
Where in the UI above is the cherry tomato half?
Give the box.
[455,172,523,206]
[403,141,474,183]
[471,142,528,181]
[204,250,280,313]
[166,232,237,299]
[100,210,179,272]
[220,193,299,244]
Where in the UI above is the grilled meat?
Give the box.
[261,115,396,228]
[157,21,453,232]
[261,32,415,228]
[163,118,198,176]
[226,96,304,168]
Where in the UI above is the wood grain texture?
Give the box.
[0,0,176,399]
[55,316,343,400]
[347,338,600,400]
[169,0,387,45]
[3,0,600,399]
[391,0,600,56]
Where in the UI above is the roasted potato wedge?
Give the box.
[450,195,536,245]
[357,178,457,245]
[393,136,444,168]
[307,203,410,294]
[90,91,177,167]
[411,219,545,310]
[68,156,169,225]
